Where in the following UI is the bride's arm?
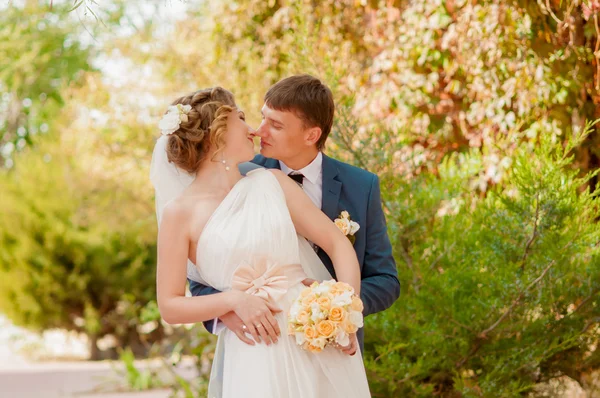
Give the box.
[270,170,361,295]
[157,202,280,335]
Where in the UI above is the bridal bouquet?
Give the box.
[288,280,364,353]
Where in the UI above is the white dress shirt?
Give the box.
[212,152,324,334]
[279,152,323,209]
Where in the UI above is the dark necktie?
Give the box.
[288,171,319,252]
[288,172,304,186]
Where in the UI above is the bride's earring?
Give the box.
[221,156,230,171]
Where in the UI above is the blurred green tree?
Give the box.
[365,123,600,396]
[0,66,159,359]
[0,2,95,168]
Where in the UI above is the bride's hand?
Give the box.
[219,312,256,346]
[301,278,317,287]
[340,333,359,356]
[231,291,282,346]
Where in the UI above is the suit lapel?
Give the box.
[265,157,281,170]
[251,155,281,170]
[321,154,342,221]
[256,154,341,219]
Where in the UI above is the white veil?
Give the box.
[149,135,205,283]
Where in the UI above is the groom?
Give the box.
[189,74,400,350]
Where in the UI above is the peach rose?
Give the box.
[304,326,317,340]
[316,320,336,338]
[301,293,317,307]
[334,281,352,292]
[329,286,343,295]
[330,281,352,295]
[334,218,350,235]
[300,287,312,298]
[317,296,331,310]
[343,320,359,334]
[350,296,364,312]
[329,307,346,323]
[306,343,323,353]
[296,309,310,324]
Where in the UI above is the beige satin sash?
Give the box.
[231,257,306,305]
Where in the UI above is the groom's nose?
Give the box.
[254,122,268,137]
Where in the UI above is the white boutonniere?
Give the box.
[158,104,192,136]
[334,211,360,244]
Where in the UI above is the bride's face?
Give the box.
[223,109,255,163]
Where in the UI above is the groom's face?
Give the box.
[255,104,313,161]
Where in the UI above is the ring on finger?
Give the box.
[242,325,248,330]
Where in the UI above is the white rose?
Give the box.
[335,331,350,347]
[331,291,353,307]
[295,332,306,345]
[313,284,331,295]
[348,311,364,328]
[349,221,360,235]
[159,111,182,135]
[341,211,350,219]
[310,303,325,323]
[312,336,327,349]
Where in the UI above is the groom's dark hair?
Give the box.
[264,74,335,151]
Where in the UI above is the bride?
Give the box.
[150,87,370,397]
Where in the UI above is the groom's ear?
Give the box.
[304,126,322,147]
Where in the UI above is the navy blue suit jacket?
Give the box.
[189,154,400,345]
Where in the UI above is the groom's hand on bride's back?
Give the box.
[222,296,283,346]
[220,312,256,346]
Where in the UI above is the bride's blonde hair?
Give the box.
[165,87,236,173]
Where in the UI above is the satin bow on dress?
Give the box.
[231,257,306,305]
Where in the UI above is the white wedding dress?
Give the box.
[194,168,371,398]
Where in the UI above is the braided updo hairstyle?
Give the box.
[165,87,237,174]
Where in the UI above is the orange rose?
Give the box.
[304,326,317,340]
[350,296,364,312]
[329,307,346,323]
[317,296,331,310]
[307,343,323,353]
[316,320,336,338]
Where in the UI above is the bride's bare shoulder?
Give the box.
[161,193,216,228]
[267,169,300,195]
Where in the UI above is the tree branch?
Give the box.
[455,259,557,369]
[480,260,556,338]
[520,191,541,270]
[429,242,456,270]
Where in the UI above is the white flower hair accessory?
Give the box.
[158,104,193,136]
